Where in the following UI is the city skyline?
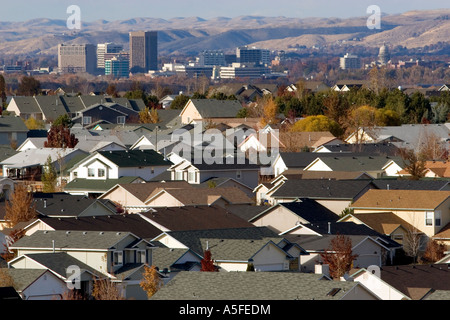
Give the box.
[0,0,448,22]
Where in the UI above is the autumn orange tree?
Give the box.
[4,184,37,228]
[320,234,358,279]
[200,249,219,272]
[421,239,446,263]
[92,278,124,300]
[140,265,163,299]
[259,96,280,127]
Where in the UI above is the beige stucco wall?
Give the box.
[146,192,183,207]
[251,205,309,234]
[100,186,145,209]
[181,101,202,124]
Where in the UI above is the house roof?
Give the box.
[139,205,254,231]
[371,179,450,191]
[37,214,163,240]
[165,226,284,258]
[184,99,243,119]
[297,171,372,180]
[278,131,335,149]
[64,176,144,193]
[150,271,367,300]
[250,199,340,224]
[149,186,254,206]
[270,179,373,200]
[108,181,192,202]
[0,115,29,132]
[223,204,269,221]
[306,155,404,172]
[2,268,49,292]
[315,143,401,156]
[97,149,171,167]
[351,189,450,210]
[10,230,143,250]
[151,248,201,272]
[11,252,100,279]
[32,193,116,217]
[432,222,450,240]
[378,264,450,300]
[342,212,417,235]
[0,147,81,167]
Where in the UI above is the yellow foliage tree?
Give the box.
[139,107,160,124]
[290,115,341,136]
[24,117,45,130]
[140,265,163,299]
[259,96,279,127]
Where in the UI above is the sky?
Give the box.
[0,0,448,22]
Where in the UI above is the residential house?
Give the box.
[303,155,405,178]
[168,157,260,189]
[352,264,450,300]
[98,181,192,212]
[1,268,69,300]
[153,226,305,272]
[179,99,243,124]
[268,179,375,214]
[0,115,29,147]
[0,147,87,182]
[71,103,140,128]
[331,80,370,92]
[344,124,450,153]
[398,160,450,178]
[150,271,380,300]
[371,179,450,191]
[350,189,450,242]
[138,205,255,233]
[31,192,118,218]
[9,230,155,299]
[151,247,202,283]
[313,142,401,156]
[67,149,172,182]
[64,176,145,197]
[249,199,340,234]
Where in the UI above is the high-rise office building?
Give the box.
[58,44,96,74]
[198,50,226,67]
[340,53,362,70]
[236,46,270,66]
[97,43,124,69]
[105,55,130,78]
[129,31,158,73]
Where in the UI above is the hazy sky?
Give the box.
[1,0,448,21]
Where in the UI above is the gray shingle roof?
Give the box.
[98,149,171,167]
[64,176,143,193]
[0,115,29,132]
[150,271,365,300]
[188,99,243,118]
[11,230,137,250]
[310,155,403,172]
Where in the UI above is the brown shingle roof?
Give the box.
[140,205,254,231]
[118,181,192,202]
[351,189,450,210]
[349,212,416,235]
[433,222,450,240]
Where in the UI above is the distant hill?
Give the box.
[0,9,448,56]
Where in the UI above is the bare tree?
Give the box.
[403,226,424,264]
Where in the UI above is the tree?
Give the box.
[44,125,78,149]
[170,95,190,110]
[400,148,427,180]
[17,76,41,96]
[259,96,280,127]
[140,265,163,299]
[52,114,73,128]
[91,278,124,300]
[421,239,446,263]
[0,268,15,288]
[403,226,423,264]
[200,249,218,272]
[0,74,7,110]
[4,184,37,228]
[139,107,160,124]
[236,107,249,118]
[320,234,358,279]
[42,156,57,193]
[106,84,119,97]
[1,228,25,262]
[290,115,341,137]
[24,117,45,130]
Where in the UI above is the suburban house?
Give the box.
[9,230,154,299]
[267,179,375,214]
[168,157,260,189]
[152,226,305,272]
[179,99,243,124]
[350,189,450,242]
[0,115,29,147]
[31,192,118,218]
[138,205,254,232]
[150,271,381,300]
[67,149,172,182]
[0,268,69,300]
[351,263,450,300]
[71,103,140,128]
[398,160,450,178]
[303,155,405,178]
[0,147,87,182]
[249,199,340,234]
[63,176,145,198]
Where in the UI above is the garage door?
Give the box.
[354,255,380,268]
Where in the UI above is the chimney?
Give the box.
[328,222,331,234]
[315,263,330,277]
[52,240,55,253]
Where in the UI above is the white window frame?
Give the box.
[136,250,146,263]
[98,168,105,178]
[83,116,92,125]
[117,116,126,124]
[88,168,95,177]
[425,211,433,226]
[188,171,195,182]
[435,211,441,227]
[113,251,123,266]
[175,171,183,181]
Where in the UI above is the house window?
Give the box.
[98,168,105,178]
[113,251,123,266]
[236,170,242,179]
[175,171,183,181]
[117,116,126,124]
[83,116,92,125]
[73,171,78,178]
[136,250,146,263]
[425,211,433,226]
[88,168,95,177]
[435,211,441,227]
[188,171,195,182]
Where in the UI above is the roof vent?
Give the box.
[99,232,104,235]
